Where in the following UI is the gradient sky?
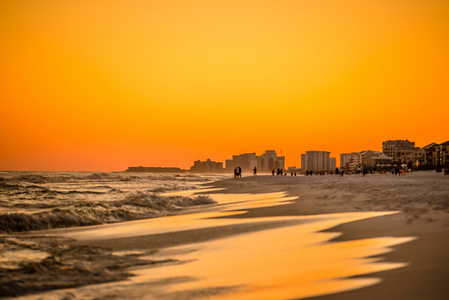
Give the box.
[1,0,448,171]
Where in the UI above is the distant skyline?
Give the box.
[1,1,448,171]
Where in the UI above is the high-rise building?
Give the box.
[257,150,284,172]
[225,159,233,172]
[301,151,335,171]
[227,150,284,173]
[228,153,256,172]
[330,157,336,170]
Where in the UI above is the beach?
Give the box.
[1,171,449,299]
[211,172,449,299]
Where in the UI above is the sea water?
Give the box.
[0,171,229,233]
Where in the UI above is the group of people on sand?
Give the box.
[235,167,296,177]
[235,165,449,178]
[234,166,242,178]
[272,169,283,176]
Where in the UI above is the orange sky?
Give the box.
[1,0,448,171]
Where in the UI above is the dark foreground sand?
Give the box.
[3,171,449,299]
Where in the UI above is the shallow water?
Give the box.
[29,189,415,300]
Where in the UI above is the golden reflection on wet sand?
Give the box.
[135,214,413,299]
[54,190,414,299]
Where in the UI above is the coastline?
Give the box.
[3,171,448,299]
[207,172,449,299]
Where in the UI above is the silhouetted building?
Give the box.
[190,159,224,173]
[226,150,284,173]
[126,166,186,173]
[257,150,284,172]
[228,153,257,172]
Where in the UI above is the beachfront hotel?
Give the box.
[382,139,417,161]
[301,151,336,172]
[190,150,285,173]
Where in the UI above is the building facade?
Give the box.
[437,141,449,167]
[360,150,380,167]
[382,139,416,161]
[226,150,285,173]
[330,157,337,170]
[340,153,351,168]
[301,151,336,172]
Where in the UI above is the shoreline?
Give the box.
[3,171,448,299]
[207,172,449,299]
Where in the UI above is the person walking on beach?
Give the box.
[272,169,275,175]
[253,166,257,176]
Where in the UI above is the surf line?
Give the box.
[54,189,414,300]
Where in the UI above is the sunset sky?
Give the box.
[1,0,448,171]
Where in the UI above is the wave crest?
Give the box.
[0,193,215,233]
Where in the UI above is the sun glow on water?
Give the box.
[51,190,414,299]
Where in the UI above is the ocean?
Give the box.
[0,171,229,233]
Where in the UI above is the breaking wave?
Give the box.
[0,192,215,233]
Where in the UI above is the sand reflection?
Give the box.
[56,190,414,299]
[132,212,413,300]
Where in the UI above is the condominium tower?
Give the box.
[301,151,336,171]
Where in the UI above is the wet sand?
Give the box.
[4,171,449,299]
[209,172,449,300]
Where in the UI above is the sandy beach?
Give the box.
[210,172,449,300]
[2,171,449,299]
